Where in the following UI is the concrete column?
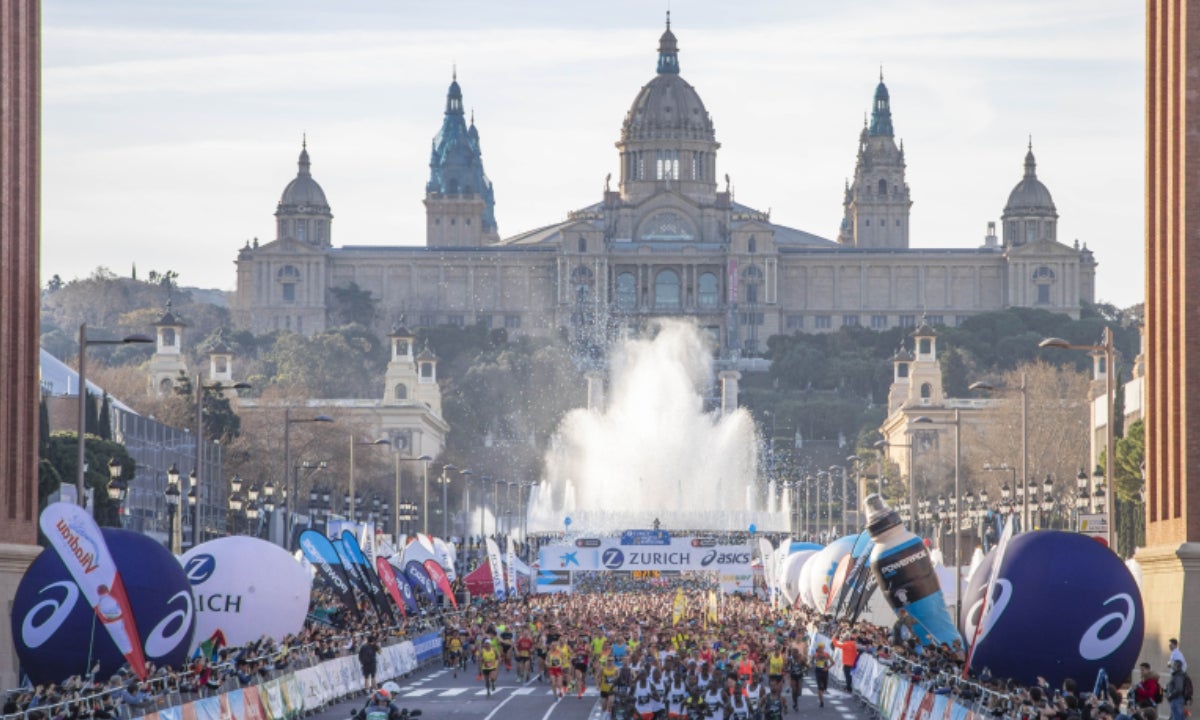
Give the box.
[719,370,741,416]
[1138,0,1200,672]
[0,0,45,689]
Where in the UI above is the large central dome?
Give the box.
[620,20,715,143]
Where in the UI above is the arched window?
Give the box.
[394,383,408,400]
[697,272,719,308]
[159,378,173,394]
[878,178,887,195]
[655,269,681,309]
[616,272,636,310]
[920,383,932,399]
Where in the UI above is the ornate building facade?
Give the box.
[233,20,1098,355]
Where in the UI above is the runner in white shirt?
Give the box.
[634,673,659,720]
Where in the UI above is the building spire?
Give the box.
[1024,136,1037,178]
[657,12,680,75]
[298,135,311,176]
[869,72,894,137]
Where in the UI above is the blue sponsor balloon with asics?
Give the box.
[960,531,1142,687]
[12,529,195,684]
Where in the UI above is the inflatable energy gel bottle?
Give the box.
[864,494,962,646]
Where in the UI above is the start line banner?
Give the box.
[539,537,752,573]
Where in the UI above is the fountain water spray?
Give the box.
[527,320,788,533]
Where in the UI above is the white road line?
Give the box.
[511,688,536,695]
[439,688,469,696]
[402,689,434,697]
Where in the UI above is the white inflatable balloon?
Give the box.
[798,549,821,608]
[806,535,857,611]
[780,550,818,607]
[180,537,312,653]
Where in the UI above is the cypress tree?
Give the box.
[98,392,112,441]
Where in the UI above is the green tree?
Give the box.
[84,390,99,436]
[98,392,113,441]
[41,433,134,529]
[329,282,379,327]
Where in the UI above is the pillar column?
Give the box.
[719,370,741,416]
[1138,0,1200,672]
[0,0,46,689]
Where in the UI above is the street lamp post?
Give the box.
[106,458,128,527]
[970,375,1029,531]
[349,436,391,524]
[803,475,813,540]
[435,464,457,539]
[165,466,182,554]
[76,324,153,508]
[283,409,334,549]
[191,375,251,548]
[1039,328,1116,548]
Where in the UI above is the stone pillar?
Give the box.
[1138,0,1200,672]
[585,371,606,412]
[719,370,741,416]
[0,0,46,689]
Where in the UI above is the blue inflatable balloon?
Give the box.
[12,529,195,685]
[960,531,1142,687]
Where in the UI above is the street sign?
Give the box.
[1079,513,1109,540]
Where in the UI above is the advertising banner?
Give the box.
[411,631,444,664]
[39,502,150,679]
[538,536,752,573]
[341,531,393,621]
[298,530,361,620]
[536,569,572,594]
[432,537,457,582]
[400,560,438,601]
[485,538,506,600]
[331,539,370,602]
[505,537,519,598]
[374,557,407,616]
[180,537,312,653]
[421,560,457,609]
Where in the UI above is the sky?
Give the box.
[40,0,1145,308]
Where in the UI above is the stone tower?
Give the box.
[149,302,188,395]
[384,324,418,404]
[424,72,499,247]
[838,74,911,249]
[904,321,943,407]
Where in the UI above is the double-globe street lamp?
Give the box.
[165,464,183,554]
[188,376,251,548]
[349,436,391,524]
[283,410,334,548]
[969,376,1030,531]
[75,324,153,507]
[1039,329,1116,549]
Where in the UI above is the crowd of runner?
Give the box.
[4,575,1193,720]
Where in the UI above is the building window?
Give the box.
[896,219,901,226]
[615,272,637,310]
[578,237,587,253]
[748,236,757,254]
[878,179,887,195]
[504,315,522,329]
[394,383,408,400]
[927,315,944,326]
[297,316,303,333]
[655,269,681,309]
[317,220,327,244]
[295,220,307,242]
[786,315,804,330]
[162,328,176,347]
[697,272,719,308]
[919,338,932,355]
[871,315,888,329]
[476,315,492,328]
[656,150,679,180]
[739,312,764,325]
[420,362,434,379]
[282,283,295,303]
[899,315,916,328]
[865,219,871,227]
[1037,284,1051,304]
[955,315,970,326]
[419,314,435,327]
[814,315,832,330]
[842,315,860,327]
[1026,220,1037,243]
[897,362,909,378]
[447,314,464,326]
[920,383,933,400]
[277,265,301,305]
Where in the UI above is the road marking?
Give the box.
[439,688,469,696]
[402,689,434,697]
[512,688,536,695]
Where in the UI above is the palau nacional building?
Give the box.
[233,19,1097,353]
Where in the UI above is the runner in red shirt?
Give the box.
[516,629,535,683]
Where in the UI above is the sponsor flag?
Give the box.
[341,531,394,621]
[672,587,687,625]
[484,538,506,600]
[194,629,227,661]
[401,560,438,602]
[39,502,149,679]
[964,515,1014,677]
[432,537,457,582]
[298,530,361,620]
[422,560,457,609]
[358,523,376,566]
[757,537,776,605]
[505,537,519,599]
[375,557,408,616]
[706,590,719,627]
